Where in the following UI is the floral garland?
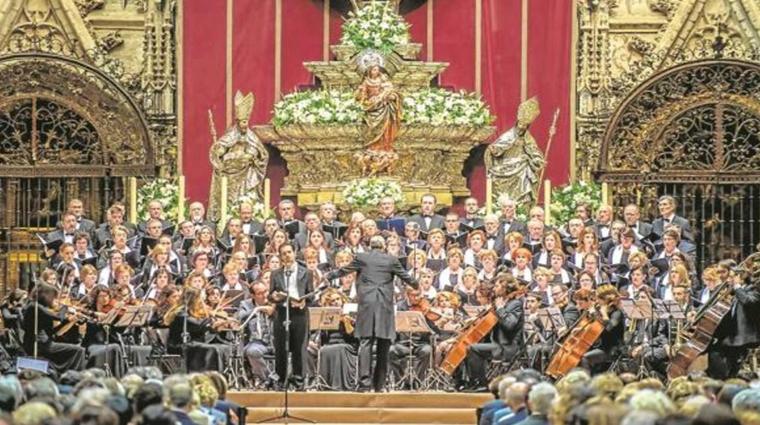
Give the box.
[229,193,275,221]
[273,90,363,127]
[342,178,404,210]
[550,181,602,225]
[340,1,410,54]
[137,178,180,222]
[273,88,493,128]
[403,89,494,126]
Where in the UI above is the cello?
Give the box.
[545,286,618,379]
[438,283,526,376]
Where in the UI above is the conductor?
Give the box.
[325,235,418,392]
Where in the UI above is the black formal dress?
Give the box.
[269,264,314,388]
[325,250,418,391]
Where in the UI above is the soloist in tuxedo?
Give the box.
[269,244,314,389]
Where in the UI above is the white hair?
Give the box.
[370,235,386,250]
[528,382,557,415]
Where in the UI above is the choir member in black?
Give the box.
[418,268,437,300]
[461,197,484,229]
[548,250,574,287]
[408,193,445,232]
[269,243,315,390]
[707,264,760,379]
[463,230,485,269]
[21,283,86,373]
[580,284,625,374]
[71,264,98,300]
[424,229,447,272]
[438,248,464,291]
[404,222,428,251]
[463,272,525,390]
[511,248,533,283]
[652,195,693,241]
[478,250,499,282]
[455,267,480,306]
[342,224,366,254]
[621,266,650,300]
[1,289,26,353]
[316,289,358,391]
[82,285,127,377]
[389,288,435,388]
[240,281,275,387]
[497,196,527,236]
[166,286,232,373]
[533,231,562,269]
[187,251,215,281]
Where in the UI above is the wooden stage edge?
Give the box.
[227,390,493,424]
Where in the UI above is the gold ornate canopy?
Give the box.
[254,16,494,209]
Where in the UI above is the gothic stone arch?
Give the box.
[0,52,154,177]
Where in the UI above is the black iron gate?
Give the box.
[610,183,760,273]
[0,176,127,295]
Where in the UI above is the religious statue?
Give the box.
[208,91,269,220]
[353,50,402,176]
[484,97,545,206]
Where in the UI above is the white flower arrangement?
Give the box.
[403,89,495,126]
[342,178,404,209]
[137,178,180,222]
[229,193,275,221]
[273,90,363,127]
[273,88,494,128]
[341,1,410,53]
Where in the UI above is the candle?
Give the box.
[129,177,137,223]
[544,179,552,225]
[177,176,185,221]
[602,182,609,206]
[220,176,228,227]
[264,178,271,211]
[485,178,493,215]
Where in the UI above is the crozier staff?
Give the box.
[325,235,418,392]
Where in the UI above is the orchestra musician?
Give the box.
[706,262,760,379]
[316,288,359,391]
[579,284,625,374]
[21,282,86,373]
[82,285,127,377]
[389,287,436,387]
[462,272,525,391]
[240,281,275,388]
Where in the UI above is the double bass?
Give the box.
[666,280,733,379]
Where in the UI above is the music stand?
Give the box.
[395,311,432,391]
[536,307,566,372]
[307,307,342,390]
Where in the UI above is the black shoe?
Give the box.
[356,386,371,393]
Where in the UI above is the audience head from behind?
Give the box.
[527,382,557,416]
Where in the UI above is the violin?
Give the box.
[410,298,451,322]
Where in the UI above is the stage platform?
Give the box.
[227,391,492,424]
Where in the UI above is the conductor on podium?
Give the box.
[326,235,419,392]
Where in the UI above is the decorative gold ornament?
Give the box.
[234,91,255,122]
[516,97,541,127]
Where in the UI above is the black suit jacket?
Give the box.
[491,298,524,347]
[326,250,418,339]
[498,219,527,236]
[408,214,445,232]
[652,215,692,240]
[269,265,315,317]
[717,285,760,348]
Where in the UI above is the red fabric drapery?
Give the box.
[182,0,573,206]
